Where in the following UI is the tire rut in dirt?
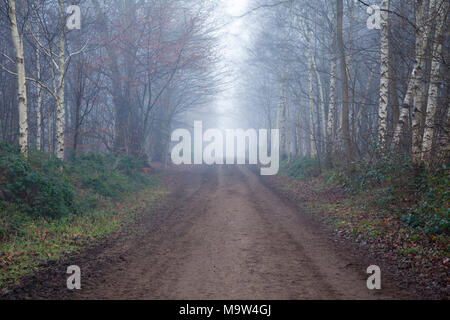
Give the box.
[72,166,219,299]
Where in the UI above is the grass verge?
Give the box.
[0,185,169,290]
[0,143,170,291]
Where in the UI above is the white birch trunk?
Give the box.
[55,0,66,160]
[378,0,390,147]
[9,0,28,156]
[327,52,337,155]
[411,0,436,164]
[393,0,430,148]
[421,0,448,165]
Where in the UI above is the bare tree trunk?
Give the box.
[295,89,304,157]
[307,34,316,158]
[378,0,390,147]
[48,102,52,153]
[422,0,448,166]
[9,0,28,156]
[346,0,354,149]
[295,101,302,157]
[36,47,42,151]
[345,0,354,81]
[73,101,81,153]
[393,0,431,151]
[436,106,450,165]
[278,75,287,159]
[337,0,352,164]
[161,112,171,167]
[389,45,400,136]
[412,0,436,165]
[287,103,292,161]
[312,55,326,150]
[327,51,337,159]
[55,0,66,160]
[356,66,375,138]
[391,0,408,134]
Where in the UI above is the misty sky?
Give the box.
[214,0,251,130]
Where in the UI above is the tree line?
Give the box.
[0,0,220,163]
[239,0,449,170]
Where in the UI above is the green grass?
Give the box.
[0,187,169,289]
[0,143,169,289]
[281,151,449,236]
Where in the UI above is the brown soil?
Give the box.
[6,166,418,300]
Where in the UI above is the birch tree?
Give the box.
[377,0,390,147]
[54,0,66,160]
[28,0,87,160]
[8,0,28,155]
[393,0,432,150]
[421,0,448,166]
[411,0,436,165]
[327,50,336,158]
[336,0,352,164]
[236,0,447,170]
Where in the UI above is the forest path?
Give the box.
[71,166,412,300]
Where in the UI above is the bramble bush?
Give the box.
[281,147,449,235]
[402,165,449,235]
[69,152,153,200]
[280,157,322,180]
[0,143,75,218]
[0,143,157,240]
[330,149,413,195]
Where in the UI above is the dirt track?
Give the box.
[60,166,413,300]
